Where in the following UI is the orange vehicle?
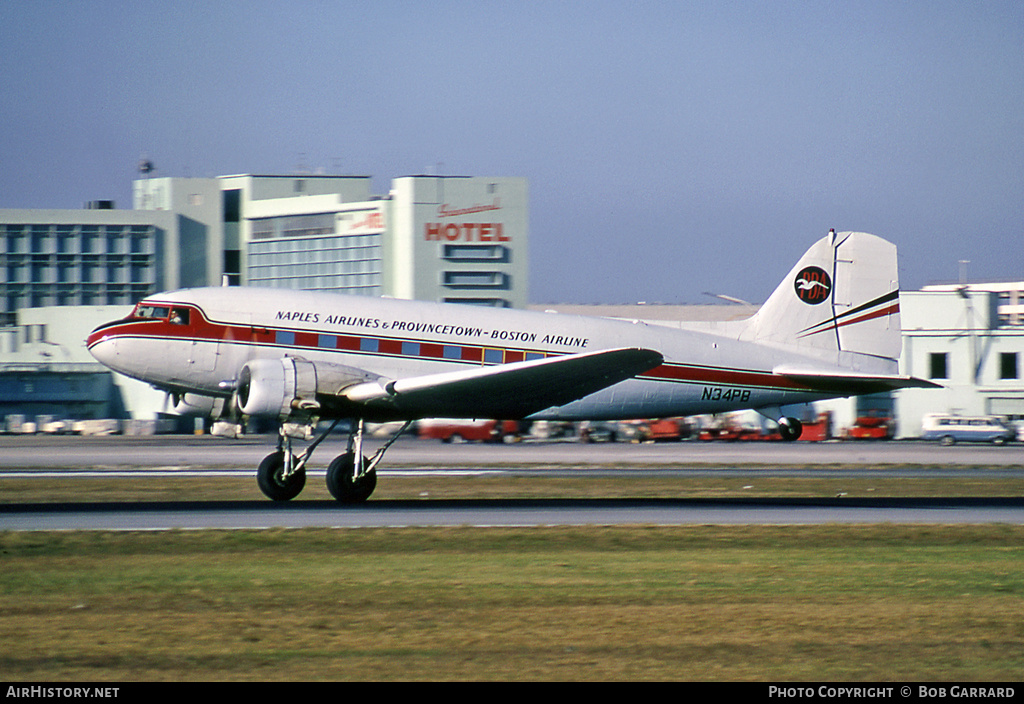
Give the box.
[847,393,895,439]
[646,417,691,441]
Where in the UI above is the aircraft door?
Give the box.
[173,306,220,374]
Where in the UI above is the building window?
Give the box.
[929,352,948,380]
[443,271,508,289]
[250,214,334,240]
[443,244,509,263]
[1000,352,1018,380]
[443,297,510,307]
[223,189,241,223]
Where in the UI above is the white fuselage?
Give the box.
[87,286,883,421]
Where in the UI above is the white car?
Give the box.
[921,414,1015,445]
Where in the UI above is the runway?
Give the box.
[2,435,1024,530]
[3,496,1024,531]
[2,432,1024,469]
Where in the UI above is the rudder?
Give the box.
[739,231,902,361]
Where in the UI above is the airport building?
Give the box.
[130,173,529,307]
[892,284,1024,437]
[1,173,529,323]
[0,205,176,327]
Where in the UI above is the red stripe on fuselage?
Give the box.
[638,364,809,391]
[89,307,812,395]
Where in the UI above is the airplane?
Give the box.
[87,230,939,502]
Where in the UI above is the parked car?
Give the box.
[578,420,620,443]
[920,414,1015,445]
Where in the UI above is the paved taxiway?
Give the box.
[4,497,1024,531]
[2,435,1023,530]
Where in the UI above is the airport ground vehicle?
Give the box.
[920,413,1015,445]
[417,419,520,443]
[847,393,895,439]
[645,417,691,441]
[578,420,620,442]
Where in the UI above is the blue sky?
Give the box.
[2,1,1021,304]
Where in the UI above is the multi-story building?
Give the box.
[129,173,529,307]
[0,206,174,326]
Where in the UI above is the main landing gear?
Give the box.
[777,416,803,442]
[256,418,412,502]
[755,407,803,442]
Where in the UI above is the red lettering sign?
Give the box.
[353,212,384,230]
[424,223,510,242]
[437,199,501,218]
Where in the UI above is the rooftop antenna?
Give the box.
[138,154,155,178]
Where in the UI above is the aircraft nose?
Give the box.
[86,322,120,369]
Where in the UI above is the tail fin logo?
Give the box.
[794,266,832,305]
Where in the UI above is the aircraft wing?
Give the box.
[773,365,942,393]
[342,347,664,419]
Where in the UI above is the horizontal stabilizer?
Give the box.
[773,365,942,394]
[343,347,664,419]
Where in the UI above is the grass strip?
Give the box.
[2,525,1023,681]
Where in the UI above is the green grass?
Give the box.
[2,526,1023,681]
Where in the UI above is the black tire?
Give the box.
[326,452,377,503]
[778,417,803,442]
[940,435,956,446]
[256,451,306,501]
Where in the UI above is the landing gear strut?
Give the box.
[255,418,413,502]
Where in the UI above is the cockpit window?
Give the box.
[134,305,170,319]
[170,308,190,325]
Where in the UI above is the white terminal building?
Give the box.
[1,172,1022,437]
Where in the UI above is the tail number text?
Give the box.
[702,387,751,402]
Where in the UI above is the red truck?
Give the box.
[417,419,520,443]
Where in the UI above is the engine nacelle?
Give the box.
[173,393,228,418]
[235,356,379,421]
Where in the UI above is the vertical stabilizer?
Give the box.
[740,231,902,361]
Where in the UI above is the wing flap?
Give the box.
[773,365,942,393]
[343,347,664,419]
